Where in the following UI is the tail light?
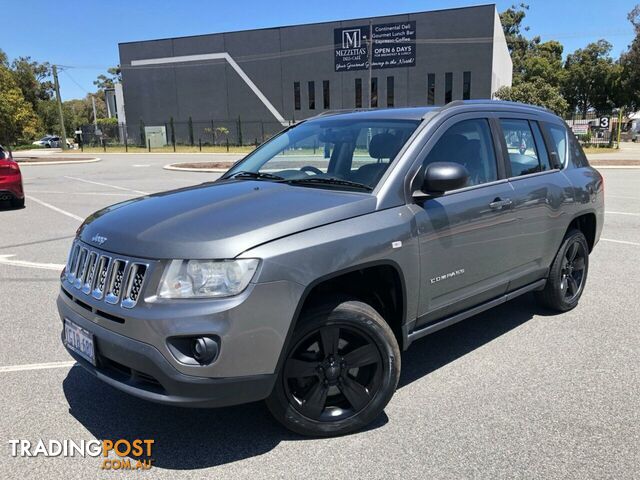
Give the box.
[0,161,19,175]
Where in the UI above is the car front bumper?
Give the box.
[59,297,277,407]
[57,273,305,407]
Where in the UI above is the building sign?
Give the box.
[334,21,416,72]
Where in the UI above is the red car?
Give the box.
[0,145,24,208]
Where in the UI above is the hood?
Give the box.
[78,179,377,259]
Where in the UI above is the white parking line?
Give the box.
[64,176,149,195]
[0,361,76,373]
[601,238,640,246]
[0,254,65,271]
[605,211,640,216]
[26,195,84,222]
[27,190,134,197]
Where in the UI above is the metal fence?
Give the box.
[563,111,622,147]
[77,118,290,149]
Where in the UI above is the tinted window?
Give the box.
[445,72,453,103]
[355,79,362,108]
[568,130,590,167]
[463,71,471,100]
[323,80,330,109]
[386,76,394,107]
[500,119,543,177]
[424,118,498,187]
[293,82,301,110]
[308,81,315,110]
[427,73,435,105]
[371,77,378,108]
[548,124,568,167]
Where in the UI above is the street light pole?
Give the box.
[52,65,67,150]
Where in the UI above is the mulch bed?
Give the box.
[172,162,234,169]
[589,159,640,166]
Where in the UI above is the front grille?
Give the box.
[64,240,150,309]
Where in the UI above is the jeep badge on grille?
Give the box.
[91,234,107,246]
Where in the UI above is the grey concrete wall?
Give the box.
[118,4,509,143]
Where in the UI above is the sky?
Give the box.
[1,0,637,100]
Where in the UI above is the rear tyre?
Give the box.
[266,299,400,437]
[10,197,24,209]
[535,229,589,312]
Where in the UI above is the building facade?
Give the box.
[118,4,512,144]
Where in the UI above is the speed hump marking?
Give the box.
[599,116,610,129]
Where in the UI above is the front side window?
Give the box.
[424,118,497,187]
[500,119,546,177]
[224,119,420,192]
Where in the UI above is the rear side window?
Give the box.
[547,124,568,167]
[500,119,545,177]
[568,131,590,167]
[424,118,498,187]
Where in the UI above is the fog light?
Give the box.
[192,337,218,364]
[167,335,220,366]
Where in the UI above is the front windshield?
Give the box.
[224,118,420,192]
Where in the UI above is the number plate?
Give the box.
[64,319,96,365]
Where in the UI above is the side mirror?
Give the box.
[418,162,469,196]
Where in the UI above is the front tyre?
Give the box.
[536,229,589,312]
[266,300,400,437]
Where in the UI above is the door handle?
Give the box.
[489,198,513,210]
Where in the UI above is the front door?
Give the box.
[413,117,519,327]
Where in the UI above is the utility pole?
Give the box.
[367,20,373,109]
[91,95,98,130]
[52,65,67,150]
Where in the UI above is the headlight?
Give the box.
[158,259,259,298]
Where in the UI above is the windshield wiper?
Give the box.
[229,170,285,181]
[284,177,373,191]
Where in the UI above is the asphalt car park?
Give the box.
[0,153,638,478]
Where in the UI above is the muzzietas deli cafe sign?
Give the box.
[334,21,416,72]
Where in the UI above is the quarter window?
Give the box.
[548,124,568,167]
[424,118,498,187]
[500,119,544,177]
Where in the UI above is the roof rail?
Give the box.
[439,99,554,114]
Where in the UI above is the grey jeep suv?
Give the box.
[58,101,604,436]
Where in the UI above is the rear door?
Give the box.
[496,117,573,290]
[412,115,520,327]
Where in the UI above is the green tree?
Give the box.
[562,40,620,115]
[0,65,40,143]
[10,57,53,111]
[495,78,568,115]
[620,5,640,110]
[93,66,122,91]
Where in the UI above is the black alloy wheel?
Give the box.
[266,300,400,437]
[560,239,587,303]
[283,324,383,421]
[536,229,590,311]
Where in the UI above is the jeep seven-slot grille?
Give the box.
[64,241,149,309]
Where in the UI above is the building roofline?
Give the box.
[118,3,497,46]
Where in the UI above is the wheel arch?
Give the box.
[273,260,409,377]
